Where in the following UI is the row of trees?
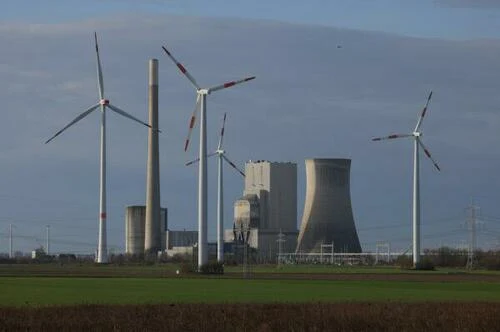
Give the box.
[2,246,500,270]
[392,247,500,270]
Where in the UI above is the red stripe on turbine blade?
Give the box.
[189,116,196,128]
[221,128,225,136]
[245,76,256,81]
[388,135,398,139]
[177,63,187,74]
[424,149,431,158]
[184,140,190,151]
[224,81,236,88]
[435,164,441,171]
[372,138,381,141]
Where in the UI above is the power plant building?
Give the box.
[229,161,298,261]
[166,230,198,249]
[125,205,167,255]
[296,159,362,253]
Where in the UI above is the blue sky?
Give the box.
[0,1,500,255]
[2,0,500,39]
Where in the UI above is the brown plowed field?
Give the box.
[1,302,500,331]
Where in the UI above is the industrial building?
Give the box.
[166,230,198,248]
[228,160,298,261]
[296,159,362,253]
[125,205,167,255]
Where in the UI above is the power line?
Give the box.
[465,200,481,269]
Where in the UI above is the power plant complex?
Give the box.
[122,158,364,263]
[222,159,362,261]
[45,33,367,265]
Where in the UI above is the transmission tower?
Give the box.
[465,200,481,269]
[375,241,391,264]
[320,242,334,264]
[9,224,13,259]
[276,229,286,267]
[46,225,50,255]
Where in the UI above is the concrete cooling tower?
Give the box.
[126,205,167,255]
[296,159,362,253]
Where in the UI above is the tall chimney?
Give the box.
[145,59,161,254]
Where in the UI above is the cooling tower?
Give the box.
[296,159,362,253]
[126,206,146,255]
[126,205,167,255]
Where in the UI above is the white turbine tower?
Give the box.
[161,45,255,269]
[46,33,151,263]
[186,113,245,263]
[372,91,440,267]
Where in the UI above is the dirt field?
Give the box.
[1,302,499,331]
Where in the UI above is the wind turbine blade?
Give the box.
[161,46,200,90]
[184,94,201,152]
[185,152,217,166]
[414,91,433,132]
[372,134,412,141]
[107,104,152,129]
[417,139,441,171]
[217,112,227,150]
[208,76,255,93]
[94,32,105,100]
[45,104,100,144]
[185,158,200,166]
[222,154,245,177]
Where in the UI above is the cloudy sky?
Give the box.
[1,0,500,255]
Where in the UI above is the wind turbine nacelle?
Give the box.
[413,132,422,137]
[100,99,110,105]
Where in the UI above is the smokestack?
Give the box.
[145,59,161,254]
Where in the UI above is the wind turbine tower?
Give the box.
[46,33,151,263]
[186,113,245,262]
[162,46,254,268]
[372,91,440,267]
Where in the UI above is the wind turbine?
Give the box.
[372,91,440,267]
[45,33,151,263]
[186,113,245,263]
[161,45,255,268]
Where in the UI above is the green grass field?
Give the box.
[1,276,500,306]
